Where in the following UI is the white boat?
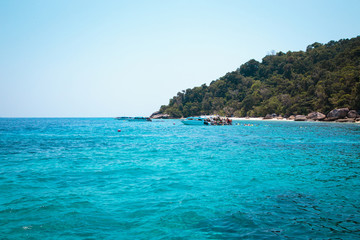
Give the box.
[181,117,210,125]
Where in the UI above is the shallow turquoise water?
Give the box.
[0,118,360,239]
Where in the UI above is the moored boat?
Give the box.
[181,116,232,125]
[181,117,210,125]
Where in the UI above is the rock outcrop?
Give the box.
[326,108,349,120]
[150,111,170,119]
[294,115,307,121]
[288,115,296,120]
[347,110,360,119]
[307,112,326,121]
[262,108,359,123]
[263,114,273,119]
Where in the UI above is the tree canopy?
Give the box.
[159,36,360,117]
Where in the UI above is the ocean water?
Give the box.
[0,118,360,239]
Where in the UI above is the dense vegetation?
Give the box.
[159,36,360,118]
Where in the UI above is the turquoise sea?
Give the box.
[0,118,360,239]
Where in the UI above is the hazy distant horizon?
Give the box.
[1,0,359,117]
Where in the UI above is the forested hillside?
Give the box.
[159,36,360,118]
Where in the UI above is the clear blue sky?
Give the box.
[1,0,359,117]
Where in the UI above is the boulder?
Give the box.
[327,108,349,120]
[150,111,161,118]
[152,113,170,119]
[295,115,307,121]
[288,115,296,120]
[347,110,360,119]
[263,114,273,120]
[307,112,326,121]
[150,111,170,119]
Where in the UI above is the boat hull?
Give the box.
[181,120,208,125]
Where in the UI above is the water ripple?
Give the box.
[0,118,359,239]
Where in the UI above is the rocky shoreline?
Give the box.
[150,108,360,123]
[256,108,360,123]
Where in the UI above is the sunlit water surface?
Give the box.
[0,118,359,239]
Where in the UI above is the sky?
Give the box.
[0,0,359,117]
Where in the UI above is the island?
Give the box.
[153,36,360,123]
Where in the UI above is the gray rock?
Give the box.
[307,112,326,120]
[150,111,170,119]
[295,115,307,121]
[327,108,349,120]
[347,110,360,119]
[288,115,296,120]
[263,114,273,119]
[150,111,161,117]
[152,114,170,119]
